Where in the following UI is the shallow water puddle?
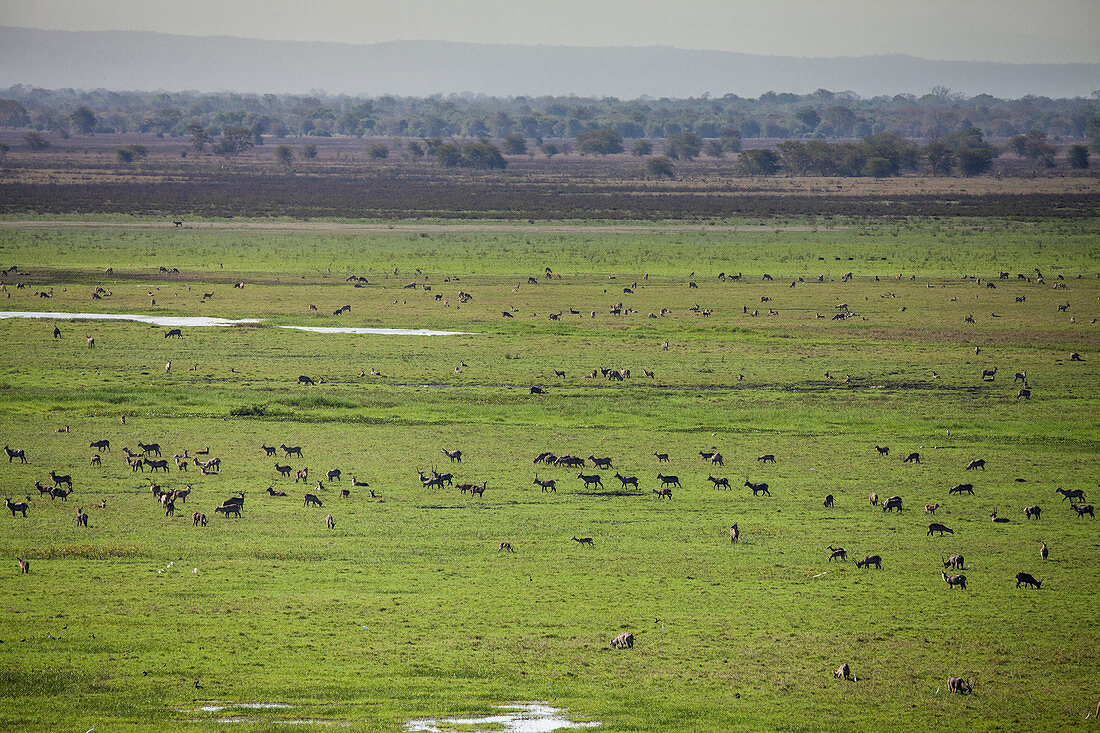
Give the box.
[405,703,600,733]
[0,311,470,335]
[198,703,293,712]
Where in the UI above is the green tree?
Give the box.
[0,99,30,128]
[115,144,147,163]
[956,146,994,176]
[301,142,317,159]
[1086,117,1100,153]
[923,142,954,176]
[367,142,389,159]
[720,128,743,152]
[1067,144,1089,169]
[665,131,702,160]
[576,128,623,155]
[274,145,294,168]
[645,156,675,178]
[23,131,50,150]
[502,135,526,155]
[406,141,424,158]
[186,123,210,153]
[434,142,464,167]
[540,142,560,158]
[69,106,97,134]
[705,140,725,158]
[461,141,507,170]
[212,128,254,156]
[795,107,821,133]
[738,148,779,175]
[631,139,653,156]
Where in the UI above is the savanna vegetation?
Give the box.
[0,219,1097,731]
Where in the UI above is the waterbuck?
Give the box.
[1072,503,1094,518]
[5,498,28,517]
[707,476,730,490]
[275,463,292,478]
[1015,572,1042,589]
[941,570,967,590]
[572,536,594,546]
[613,473,638,489]
[758,454,776,463]
[652,487,673,500]
[4,445,27,463]
[928,523,954,536]
[828,546,847,562]
[882,496,903,512]
[533,476,557,493]
[657,474,681,488]
[281,444,303,458]
[89,439,110,452]
[1056,487,1087,503]
[610,632,634,649]
[834,663,851,680]
[653,452,670,463]
[304,493,323,507]
[1024,505,1041,520]
[442,448,463,463]
[966,458,986,471]
[949,483,974,495]
[823,494,834,508]
[903,452,921,463]
[730,523,740,544]
[744,480,769,496]
[856,555,882,569]
[48,470,72,489]
[578,473,603,489]
[943,553,964,570]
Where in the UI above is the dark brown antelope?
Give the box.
[991,511,1010,523]
[145,458,170,472]
[966,458,986,471]
[266,485,287,497]
[981,367,997,381]
[214,504,240,518]
[881,496,903,512]
[281,444,303,458]
[707,476,730,489]
[869,492,878,506]
[48,470,72,489]
[442,448,463,463]
[1015,572,1042,589]
[325,514,335,529]
[928,523,954,536]
[261,444,277,456]
[1072,503,1094,518]
[578,473,603,489]
[925,503,940,515]
[758,454,776,463]
[657,474,681,488]
[744,480,769,496]
[497,541,514,552]
[589,455,613,469]
[1040,542,1048,561]
[5,498,28,517]
[295,467,309,483]
[470,482,486,498]
[653,452,670,463]
[874,445,889,456]
[137,442,161,457]
[534,476,557,492]
[652,487,672,500]
[339,488,350,499]
[89,439,110,452]
[949,484,974,495]
[730,524,740,544]
[903,452,921,463]
[326,468,341,482]
[17,558,29,574]
[941,571,967,589]
[4,445,27,463]
[856,555,882,569]
[572,536,594,546]
[1024,505,1041,520]
[275,463,292,478]
[304,493,323,507]
[828,546,847,561]
[823,494,834,508]
[943,553,964,569]
[1056,487,1086,503]
[192,512,207,526]
[947,676,973,695]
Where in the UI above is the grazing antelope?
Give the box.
[497,541,515,553]
[304,493,323,507]
[442,448,463,463]
[572,536,594,546]
[4,445,27,463]
[1072,503,1094,518]
[339,488,350,499]
[943,553,964,569]
[856,555,882,569]
[529,386,546,394]
[1056,487,1086,503]
[823,494,834,508]
[610,632,634,649]
[925,503,940,515]
[949,484,974,495]
[1017,387,1031,399]
[578,473,603,489]
[828,546,846,561]
[652,487,673,500]
[882,496,903,512]
[89,454,101,466]
[947,676,972,695]
[534,476,557,492]
[5,498,28,517]
[17,558,29,574]
[1040,542,1048,561]
[1015,572,1042,589]
[295,468,309,483]
[834,663,851,680]
[192,512,207,526]
[653,452,670,463]
[707,476,730,490]
[145,458,170,472]
[869,492,878,506]
[281,444,303,458]
[657,474,681,488]
[470,482,486,498]
[744,480,769,496]
[1024,505,1041,520]
[927,523,954,536]
[903,452,920,463]
[164,328,183,339]
[966,459,986,471]
[89,439,110,452]
[214,504,240,518]
[941,571,967,590]
[172,486,191,503]
[325,514,335,529]
[758,454,776,463]
[874,445,889,456]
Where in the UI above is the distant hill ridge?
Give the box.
[0,26,1097,98]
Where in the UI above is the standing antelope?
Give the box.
[730,523,740,544]
[572,536,594,546]
[941,570,967,589]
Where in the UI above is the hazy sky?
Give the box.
[1,0,1098,63]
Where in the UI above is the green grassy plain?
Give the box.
[0,219,1098,731]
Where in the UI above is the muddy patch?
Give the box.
[406,702,599,733]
